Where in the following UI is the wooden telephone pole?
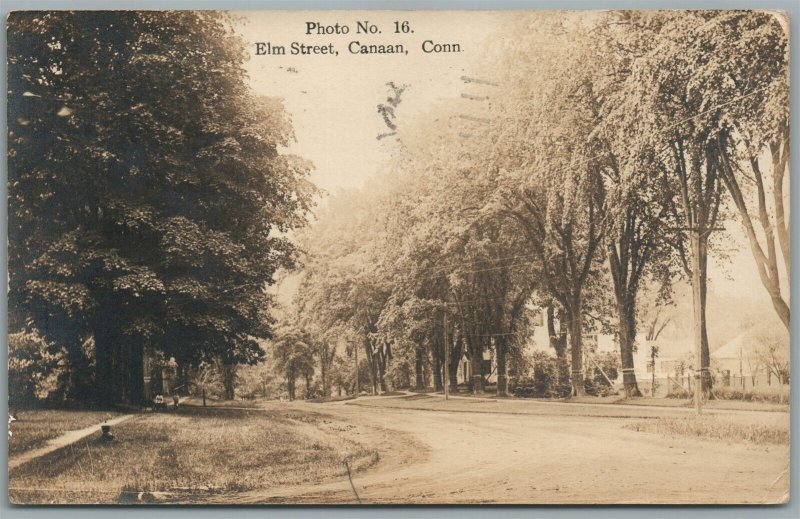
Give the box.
[691,229,703,414]
[671,224,722,415]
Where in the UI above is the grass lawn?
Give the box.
[308,395,357,404]
[179,396,264,408]
[9,405,379,504]
[408,391,789,413]
[624,413,790,445]
[618,396,789,412]
[8,409,122,457]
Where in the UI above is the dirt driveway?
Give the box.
[223,396,789,505]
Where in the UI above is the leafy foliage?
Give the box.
[514,351,571,399]
[291,12,788,401]
[7,12,316,403]
[8,331,69,407]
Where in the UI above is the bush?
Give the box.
[666,386,691,399]
[513,351,621,398]
[514,352,571,398]
[584,351,619,396]
[8,331,68,408]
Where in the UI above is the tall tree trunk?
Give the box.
[414,345,425,390]
[448,337,461,393]
[448,360,459,393]
[130,342,144,405]
[689,230,714,403]
[115,341,129,403]
[567,301,585,396]
[432,350,443,391]
[378,356,388,393]
[496,336,508,397]
[770,136,790,279]
[698,237,713,398]
[222,363,236,400]
[547,306,568,358]
[353,343,359,396]
[364,338,377,396]
[93,318,116,405]
[718,139,790,330]
[422,351,430,388]
[287,374,295,401]
[67,336,93,401]
[320,346,329,397]
[469,348,483,394]
[618,302,642,397]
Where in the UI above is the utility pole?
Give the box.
[690,229,704,415]
[669,224,722,415]
[443,308,449,401]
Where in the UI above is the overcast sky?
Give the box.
[235,11,508,193]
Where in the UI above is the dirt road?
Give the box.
[222,396,789,505]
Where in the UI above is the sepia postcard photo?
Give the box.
[5,8,791,505]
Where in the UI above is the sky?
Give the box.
[235,11,508,194]
[232,11,788,332]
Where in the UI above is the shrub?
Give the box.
[584,351,619,396]
[188,361,225,401]
[513,351,621,398]
[666,386,691,399]
[514,351,571,398]
[8,331,68,408]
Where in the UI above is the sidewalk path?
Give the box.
[9,414,134,470]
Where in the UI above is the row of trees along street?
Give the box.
[281,11,789,400]
[7,11,789,407]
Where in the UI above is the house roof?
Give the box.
[712,330,760,360]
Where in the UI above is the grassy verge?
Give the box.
[611,396,789,412]
[665,385,790,405]
[711,385,790,405]
[351,393,791,423]
[179,397,264,408]
[9,409,122,456]
[308,395,356,403]
[624,414,790,445]
[9,405,379,504]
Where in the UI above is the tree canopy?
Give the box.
[8,11,316,404]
